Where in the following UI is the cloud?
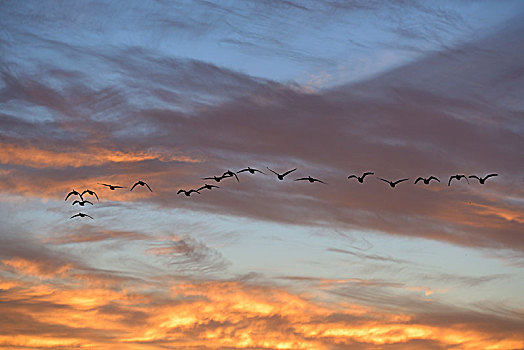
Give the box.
[0,272,522,350]
[44,225,151,244]
[1,4,523,255]
[327,247,412,265]
[146,235,230,274]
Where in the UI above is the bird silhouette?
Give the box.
[294,176,326,184]
[65,189,83,201]
[348,172,374,183]
[177,189,200,196]
[222,170,240,182]
[414,176,440,185]
[81,189,99,201]
[70,212,93,219]
[237,167,266,175]
[202,175,226,183]
[130,180,152,192]
[378,177,409,188]
[448,175,469,186]
[99,183,126,190]
[197,184,220,191]
[266,167,297,180]
[72,200,93,206]
[469,174,498,184]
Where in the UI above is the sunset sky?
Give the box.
[1,1,524,349]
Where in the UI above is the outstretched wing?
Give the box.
[72,200,80,206]
[468,175,480,181]
[314,178,326,184]
[362,172,374,178]
[428,176,440,183]
[253,168,266,174]
[266,167,279,176]
[294,177,308,181]
[86,214,94,219]
[237,168,249,173]
[414,177,424,184]
[189,190,201,195]
[377,177,390,184]
[347,175,357,180]
[447,176,454,186]
[232,172,239,182]
[85,200,93,205]
[483,173,498,181]
[130,182,139,191]
[394,178,409,185]
[144,182,153,192]
[70,213,80,219]
[282,168,297,177]
[177,189,185,195]
[65,191,75,201]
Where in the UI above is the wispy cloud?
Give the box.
[1,16,523,251]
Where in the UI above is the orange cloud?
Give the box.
[2,257,72,278]
[2,267,521,350]
[0,142,201,168]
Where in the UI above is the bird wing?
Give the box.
[233,172,239,182]
[294,177,308,181]
[189,190,201,194]
[85,200,93,205]
[468,175,480,180]
[253,168,266,174]
[99,183,111,187]
[315,179,326,184]
[72,200,79,205]
[237,169,249,173]
[447,176,454,186]
[266,167,278,176]
[484,173,498,181]
[414,177,423,184]
[177,190,185,195]
[347,175,357,180]
[377,177,390,184]
[65,192,73,201]
[93,191,99,200]
[144,182,153,192]
[86,214,94,219]
[130,182,139,191]
[393,178,409,185]
[282,168,297,177]
[362,172,374,177]
[70,213,80,219]
[196,186,206,191]
[429,176,440,182]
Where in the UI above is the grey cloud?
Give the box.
[327,247,412,264]
[146,235,230,274]
[1,7,523,253]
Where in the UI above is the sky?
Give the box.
[1,0,524,349]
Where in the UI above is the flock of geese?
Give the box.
[66,168,498,220]
[66,180,153,220]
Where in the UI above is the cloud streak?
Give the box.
[1,15,523,252]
